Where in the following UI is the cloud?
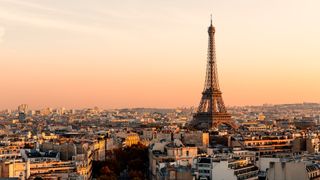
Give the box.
[0,27,5,43]
[0,0,110,37]
[0,10,106,36]
[0,0,79,17]
[0,0,140,38]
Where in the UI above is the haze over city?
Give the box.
[2,1,320,180]
[1,0,320,109]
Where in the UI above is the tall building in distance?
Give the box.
[18,104,28,122]
[18,104,28,113]
[190,18,237,130]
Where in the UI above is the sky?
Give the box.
[0,0,320,109]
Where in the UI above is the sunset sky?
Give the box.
[0,0,320,109]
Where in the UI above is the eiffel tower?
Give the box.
[190,18,237,130]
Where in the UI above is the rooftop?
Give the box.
[26,150,58,158]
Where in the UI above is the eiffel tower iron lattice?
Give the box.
[190,18,237,130]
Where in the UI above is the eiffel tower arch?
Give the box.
[190,18,237,130]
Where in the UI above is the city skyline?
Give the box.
[1,0,320,109]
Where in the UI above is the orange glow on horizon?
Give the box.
[0,0,320,109]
